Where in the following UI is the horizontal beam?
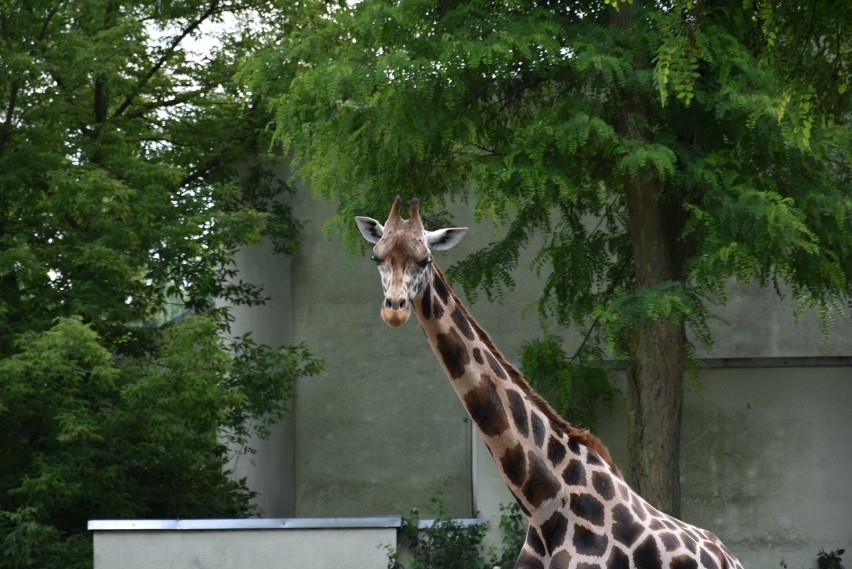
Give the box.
[88,517,403,531]
[87,517,489,532]
[606,356,852,370]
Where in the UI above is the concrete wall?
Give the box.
[287,193,549,519]
[222,240,298,517]
[90,519,398,569]
[688,366,852,568]
[593,366,852,569]
[699,282,850,359]
[228,191,851,566]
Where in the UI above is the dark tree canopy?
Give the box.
[0,2,322,567]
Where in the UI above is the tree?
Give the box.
[246,0,851,516]
[0,1,321,567]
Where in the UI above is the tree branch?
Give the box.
[180,155,224,188]
[112,0,222,120]
[0,0,63,154]
[0,83,19,155]
[124,90,207,119]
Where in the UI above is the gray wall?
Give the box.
[592,367,852,569]
[700,282,850,359]
[235,191,851,566]
[683,367,851,569]
[288,193,548,519]
[222,239,298,517]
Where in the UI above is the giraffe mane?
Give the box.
[432,264,623,478]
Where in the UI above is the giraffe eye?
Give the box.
[417,257,432,268]
[371,253,383,264]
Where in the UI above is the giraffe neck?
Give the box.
[358,202,743,568]
[409,264,744,569]
[412,263,619,518]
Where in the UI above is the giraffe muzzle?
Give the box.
[380,296,411,328]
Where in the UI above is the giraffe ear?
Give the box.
[355,216,385,244]
[426,227,467,251]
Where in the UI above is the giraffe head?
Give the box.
[355,196,467,327]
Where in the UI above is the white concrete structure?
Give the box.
[90,518,399,569]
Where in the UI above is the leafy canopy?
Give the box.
[248,0,851,357]
[0,1,322,568]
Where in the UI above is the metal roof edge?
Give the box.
[88,516,404,531]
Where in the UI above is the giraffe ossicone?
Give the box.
[356,197,744,569]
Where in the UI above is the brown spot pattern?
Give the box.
[431,293,444,319]
[432,274,450,304]
[531,412,546,447]
[572,523,608,557]
[547,436,566,465]
[522,450,561,507]
[541,511,569,554]
[435,328,469,379]
[501,443,527,487]
[670,555,699,569]
[633,535,663,569]
[570,493,605,527]
[462,374,509,437]
[632,500,648,521]
[550,551,572,569]
[682,532,698,554]
[485,350,508,379]
[451,307,475,340]
[592,471,615,501]
[704,543,726,569]
[562,459,586,487]
[607,547,631,569]
[661,531,681,552]
[419,284,432,319]
[612,503,644,548]
[507,390,529,438]
[701,548,720,569]
[526,527,546,557]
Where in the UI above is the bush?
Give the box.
[387,495,526,569]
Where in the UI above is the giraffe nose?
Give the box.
[384,296,407,310]
[381,293,411,328]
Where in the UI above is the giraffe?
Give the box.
[355,196,744,569]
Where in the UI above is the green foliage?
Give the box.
[780,548,845,569]
[0,317,321,569]
[819,549,846,569]
[597,281,715,355]
[387,495,525,569]
[487,502,526,569]
[396,512,487,569]
[0,0,309,353]
[0,2,323,568]
[249,0,851,341]
[520,336,620,431]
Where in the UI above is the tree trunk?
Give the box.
[622,170,686,518]
[609,0,688,519]
[625,320,685,517]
